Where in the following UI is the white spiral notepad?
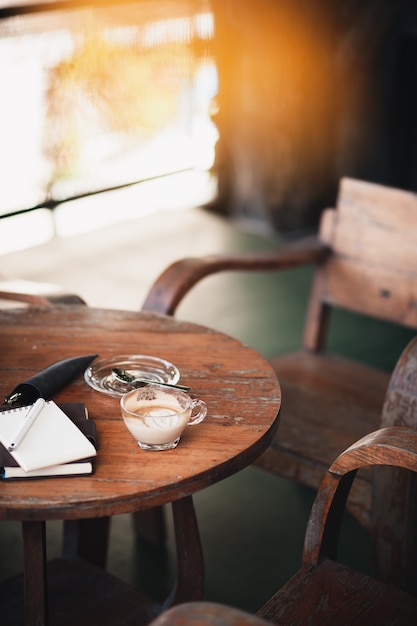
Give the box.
[0,400,96,472]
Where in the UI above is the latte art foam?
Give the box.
[123,401,191,444]
[142,407,180,426]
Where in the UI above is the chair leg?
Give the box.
[22,521,48,626]
[163,495,204,608]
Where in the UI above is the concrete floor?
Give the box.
[0,197,414,614]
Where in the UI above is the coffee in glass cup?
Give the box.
[120,384,207,450]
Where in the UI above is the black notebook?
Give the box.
[0,402,97,479]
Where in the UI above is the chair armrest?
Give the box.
[142,235,329,315]
[303,426,417,566]
[330,426,417,476]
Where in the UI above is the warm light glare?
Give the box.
[0,3,218,254]
[215,2,343,216]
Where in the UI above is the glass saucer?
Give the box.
[84,355,181,398]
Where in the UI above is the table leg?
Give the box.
[165,495,204,608]
[132,507,166,545]
[62,517,110,568]
[22,520,48,626]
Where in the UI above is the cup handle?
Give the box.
[188,399,207,425]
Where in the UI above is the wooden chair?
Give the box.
[141,177,417,532]
[147,416,417,626]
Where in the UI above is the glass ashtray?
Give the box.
[84,355,181,397]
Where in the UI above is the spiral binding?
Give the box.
[0,400,51,414]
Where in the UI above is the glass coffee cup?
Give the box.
[120,384,207,451]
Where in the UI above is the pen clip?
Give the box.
[4,391,23,406]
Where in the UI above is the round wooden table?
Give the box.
[0,305,281,626]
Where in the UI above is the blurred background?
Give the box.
[2,1,417,255]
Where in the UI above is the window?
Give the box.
[0,0,218,252]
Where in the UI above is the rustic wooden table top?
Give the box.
[0,305,281,521]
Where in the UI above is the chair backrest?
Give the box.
[371,334,417,593]
[303,177,417,350]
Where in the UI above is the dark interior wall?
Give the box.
[209,0,417,232]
